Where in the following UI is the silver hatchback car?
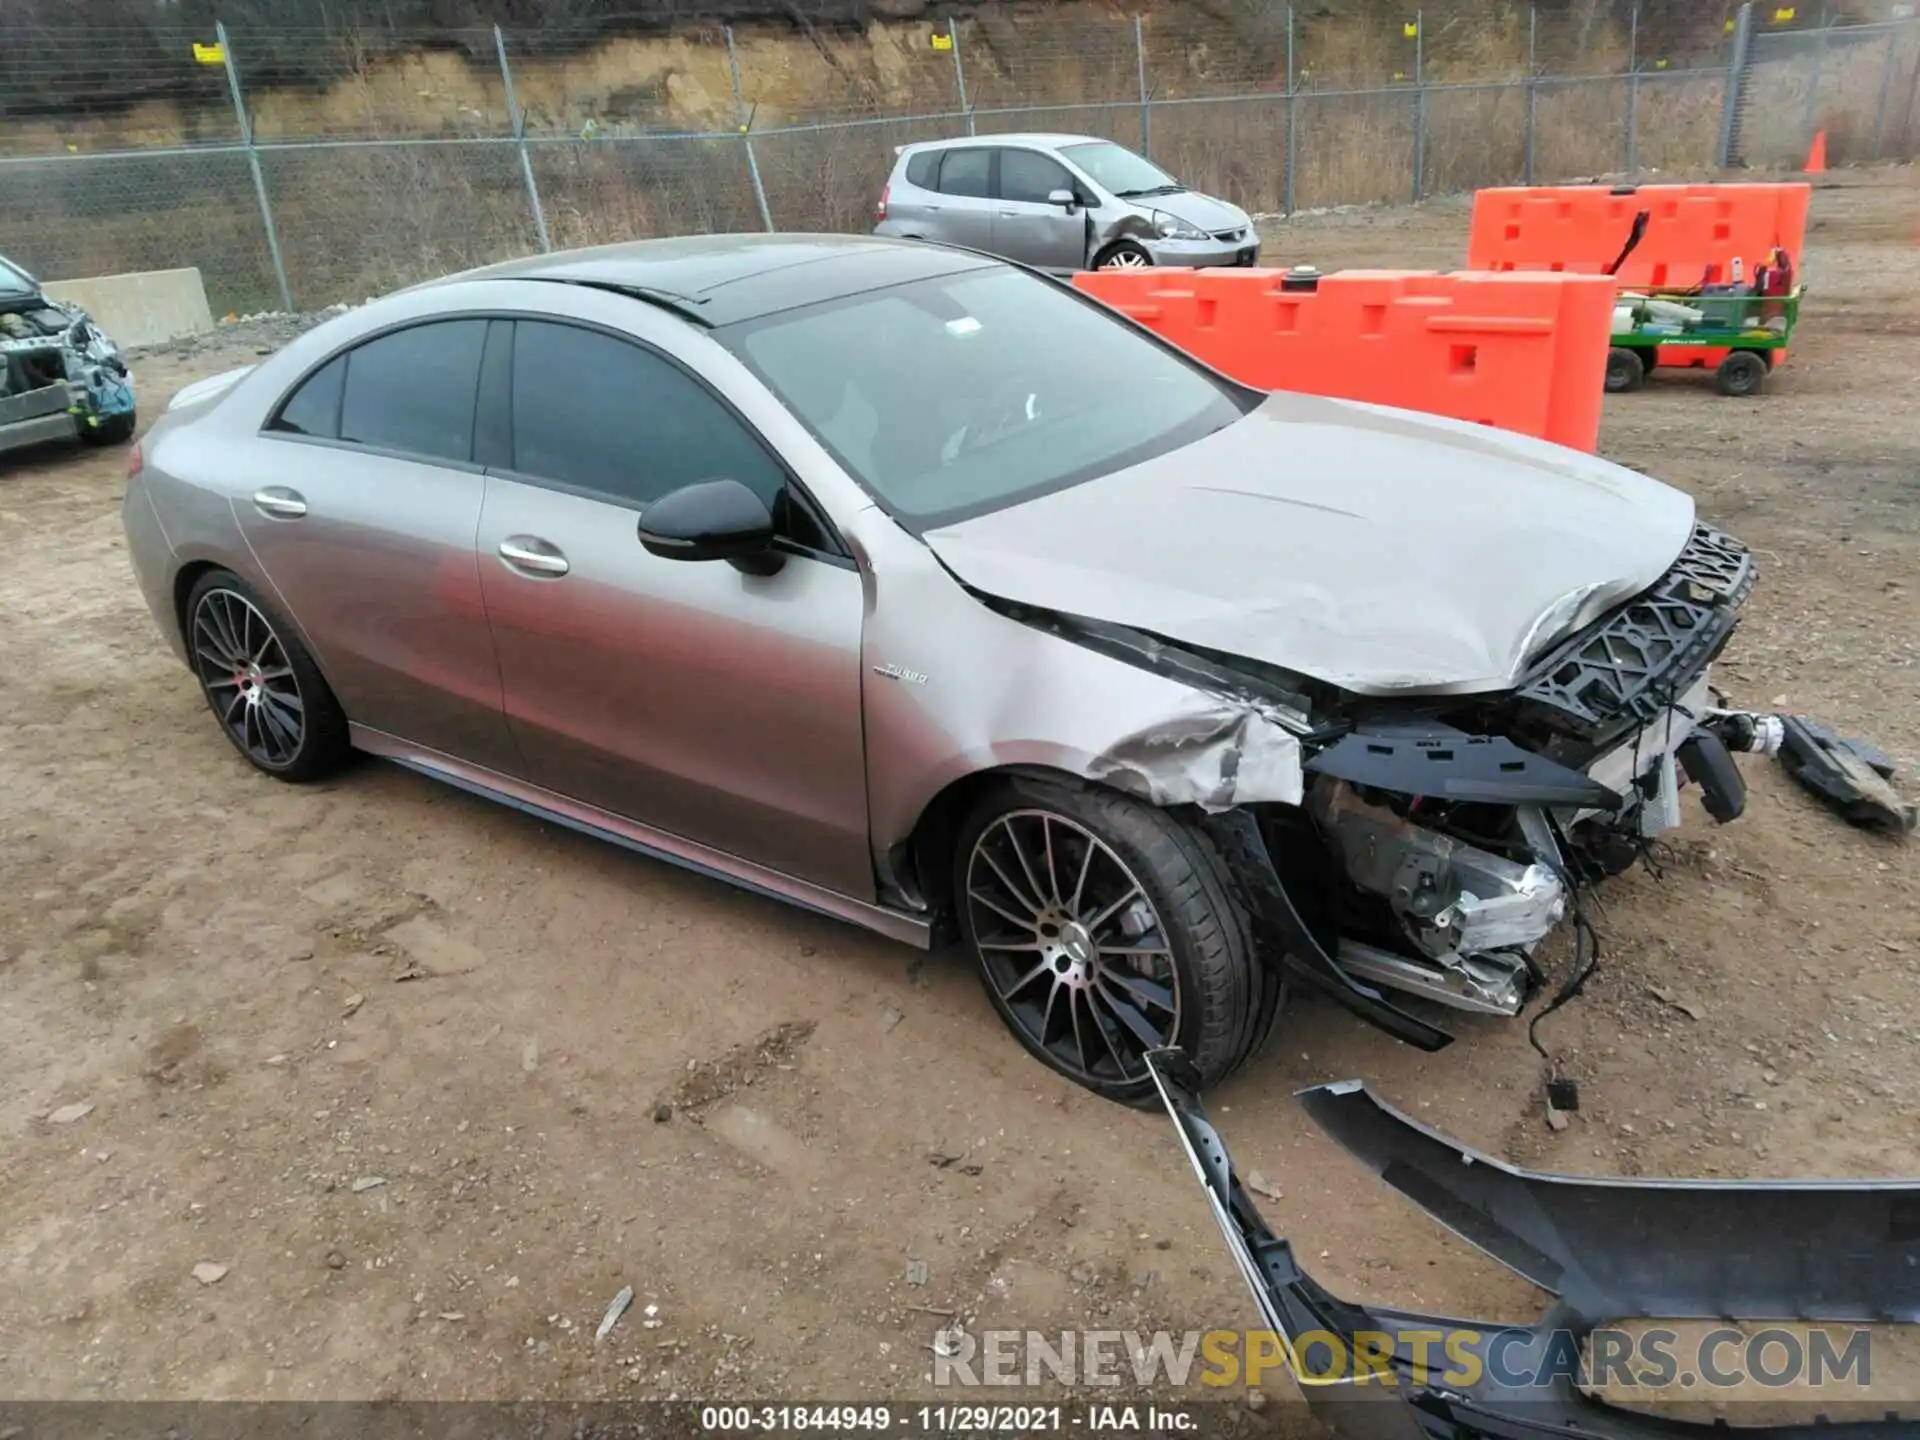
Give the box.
[124,235,1756,1104]
[873,133,1259,272]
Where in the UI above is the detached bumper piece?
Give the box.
[1147,1049,1920,1440]
[1777,716,1917,836]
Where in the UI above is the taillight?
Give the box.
[876,183,890,223]
[126,440,144,478]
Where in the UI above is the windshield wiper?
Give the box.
[1115,183,1185,198]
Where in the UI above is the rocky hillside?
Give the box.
[4,0,1759,132]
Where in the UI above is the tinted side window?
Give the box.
[338,319,487,463]
[937,149,990,198]
[999,149,1072,204]
[904,151,938,188]
[271,355,345,438]
[508,321,788,511]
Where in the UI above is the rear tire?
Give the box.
[954,777,1265,1105]
[1092,240,1154,271]
[1715,350,1769,397]
[184,569,351,783]
[1604,347,1647,393]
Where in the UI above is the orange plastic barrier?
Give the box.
[1466,182,1810,291]
[1073,267,1615,453]
[1466,182,1809,375]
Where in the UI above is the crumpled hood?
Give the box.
[924,391,1697,696]
[1151,189,1250,234]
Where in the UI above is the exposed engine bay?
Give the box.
[0,260,135,457]
[989,520,1865,1051]
[1258,523,1828,1045]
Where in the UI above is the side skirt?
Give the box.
[349,724,932,950]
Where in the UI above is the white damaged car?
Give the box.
[1,253,136,457]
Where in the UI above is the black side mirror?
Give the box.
[1047,187,1079,213]
[638,478,784,576]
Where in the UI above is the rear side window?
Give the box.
[270,355,345,438]
[337,319,487,463]
[507,320,788,510]
[998,149,1073,205]
[904,151,938,188]
[936,149,990,198]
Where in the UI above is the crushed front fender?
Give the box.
[1147,1050,1920,1439]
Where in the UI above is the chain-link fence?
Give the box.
[2,1,1913,314]
[1730,16,1920,167]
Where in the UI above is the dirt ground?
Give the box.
[2,169,1916,1415]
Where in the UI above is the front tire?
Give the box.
[954,778,1266,1104]
[1092,240,1154,270]
[184,569,350,782]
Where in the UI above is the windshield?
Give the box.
[0,256,37,298]
[1061,141,1182,197]
[722,266,1251,529]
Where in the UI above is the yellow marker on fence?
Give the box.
[192,41,226,64]
[1773,6,1796,19]
[1403,20,1419,37]
[930,32,953,51]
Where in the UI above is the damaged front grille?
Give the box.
[1518,523,1754,740]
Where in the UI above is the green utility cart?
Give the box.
[1604,287,1804,398]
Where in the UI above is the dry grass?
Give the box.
[260,146,538,302]
[1737,27,1920,166]
[535,137,765,247]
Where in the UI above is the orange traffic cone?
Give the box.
[1804,129,1827,173]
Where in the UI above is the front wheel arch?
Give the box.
[903,765,1097,931]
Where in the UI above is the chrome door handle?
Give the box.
[498,535,570,577]
[998,210,1018,218]
[252,487,307,519]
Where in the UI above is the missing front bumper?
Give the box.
[1147,1049,1920,1439]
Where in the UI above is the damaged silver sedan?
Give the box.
[122,235,1763,1100]
[1,254,135,456]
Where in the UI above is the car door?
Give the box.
[992,147,1090,271]
[241,318,521,775]
[472,317,872,898]
[927,147,997,252]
